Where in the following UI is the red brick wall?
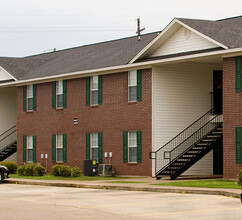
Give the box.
[17,69,152,176]
[223,57,242,178]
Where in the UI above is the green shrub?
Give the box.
[33,164,45,176]
[0,161,18,174]
[71,166,81,177]
[51,164,63,176]
[237,169,242,186]
[17,164,45,176]
[17,165,25,176]
[51,165,71,177]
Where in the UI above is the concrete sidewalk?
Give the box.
[5,176,241,199]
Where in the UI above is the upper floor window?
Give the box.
[91,76,99,105]
[128,70,142,102]
[86,75,102,106]
[27,85,34,111]
[52,80,67,109]
[23,84,36,112]
[128,71,137,102]
[56,80,64,108]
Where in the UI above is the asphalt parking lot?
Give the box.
[0,184,242,220]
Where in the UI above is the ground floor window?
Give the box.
[86,133,102,163]
[123,131,142,163]
[52,134,67,163]
[23,135,36,162]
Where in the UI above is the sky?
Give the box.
[0,0,241,57]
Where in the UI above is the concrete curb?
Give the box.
[5,179,240,199]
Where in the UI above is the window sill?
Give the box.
[55,107,64,110]
[127,162,138,165]
[26,110,34,113]
[128,101,138,104]
[90,105,99,108]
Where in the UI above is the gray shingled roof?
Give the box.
[177,16,242,49]
[0,33,158,81]
[0,15,242,82]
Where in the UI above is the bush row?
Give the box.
[51,165,81,177]
[17,164,45,176]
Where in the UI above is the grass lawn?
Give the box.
[152,179,241,189]
[9,174,136,181]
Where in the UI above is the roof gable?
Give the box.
[130,19,228,63]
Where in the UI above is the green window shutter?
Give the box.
[33,84,37,111]
[63,134,67,162]
[98,133,102,163]
[123,131,128,163]
[235,56,241,93]
[52,82,56,109]
[52,134,56,162]
[23,86,27,112]
[33,136,36,162]
[63,80,67,108]
[23,136,26,162]
[236,127,242,163]
[98,75,102,105]
[137,131,142,163]
[86,77,90,106]
[86,133,90,159]
[137,70,142,101]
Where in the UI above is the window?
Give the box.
[27,85,33,111]
[86,76,102,106]
[52,80,67,109]
[23,135,36,162]
[128,70,142,102]
[23,84,36,112]
[86,133,102,163]
[128,132,137,163]
[123,131,141,163]
[52,134,67,163]
[91,76,99,105]
[56,80,63,108]
[91,133,98,161]
[128,71,137,102]
[27,136,33,162]
[56,134,63,162]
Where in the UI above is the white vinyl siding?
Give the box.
[56,80,63,108]
[128,71,137,102]
[56,134,63,162]
[128,131,137,163]
[0,67,14,81]
[150,27,218,58]
[0,87,17,135]
[152,62,222,176]
[91,76,98,105]
[90,133,98,161]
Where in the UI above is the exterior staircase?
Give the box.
[150,109,223,180]
[0,125,17,161]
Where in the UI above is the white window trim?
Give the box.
[27,135,33,162]
[128,131,137,163]
[56,80,63,109]
[56,134,63,162]
[128,71,137,102]
[90,76,99,106]
[27,84,33,111]
[90,133,99,161]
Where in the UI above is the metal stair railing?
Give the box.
[149,109,222,176]
[0,125,17,152]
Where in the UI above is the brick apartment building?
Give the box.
[0,16,242,179]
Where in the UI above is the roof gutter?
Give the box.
[0,47,242,87]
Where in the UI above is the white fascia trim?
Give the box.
[0,66,17,81]
[0,47,241,88]
[175,19,228,50]
[129,19,178,64]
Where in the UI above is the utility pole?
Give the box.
[136,18,145,40]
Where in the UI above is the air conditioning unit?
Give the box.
[98,164,112,177]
